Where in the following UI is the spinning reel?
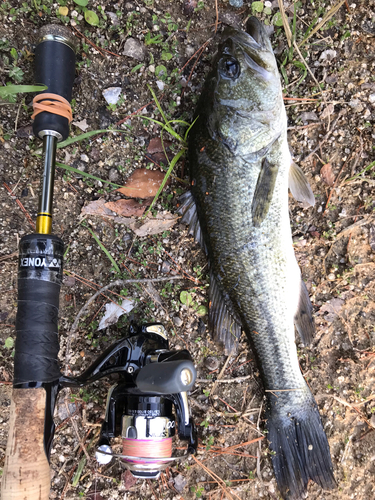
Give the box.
[61,323,197,479]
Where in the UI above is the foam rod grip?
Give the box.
[1,388,50,500]
[33,25,77,141]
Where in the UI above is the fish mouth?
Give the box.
[226,17,275,78]
[246,16,267,47]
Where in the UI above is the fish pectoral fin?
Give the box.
[209,273,243,354]
[177,191,206,253]
[288,162,315,207]
[251,157,279,227]
[294,279,315,345]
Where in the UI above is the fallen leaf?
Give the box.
[97,298,135,331]
[117,168,169,199]
[122,469,137,490]
[320,163,335,187]
[105,199,147,217]
[82,198,115,217]
[320,103,335,120]
[318,298,344,322]
[130,212,178,236]
[72,118,90,131]
[81,199,177,235]
[147,137,173,154]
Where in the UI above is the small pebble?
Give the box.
[102,87,122,105]
[204,356,220,371]
[173,316,183,327]
[327,273,336,281]
[161,261,171,273]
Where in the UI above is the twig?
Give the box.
[299,0,347,48]
[191,456,241,500]
[196,374,251,384]
[3,182,35,229]
[302,111,343,163]
[210,355,233,396]
[214,0,219,34]
[64,276,184,372]
[323,154,353,216]
[64,397,90,461]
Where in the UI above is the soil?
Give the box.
[1,1,375,499]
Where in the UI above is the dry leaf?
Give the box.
[117,168,169,199]
[97,299,135,331]
[129,212,178,236]
[104,199,147,217]
[72,118,90,131]
[122,470,137,491]
[81,198,115,217]
[318,298,344,322]
[320,103,335,120]
[320,163,335,187]
[147,137,173,154]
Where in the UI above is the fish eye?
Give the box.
[220,57,240,79]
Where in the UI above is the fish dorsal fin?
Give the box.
[288,162,315,207]
[251,157,279,227]
[294,279,315,345]
[209,272,243,354]
[178,191,206,252]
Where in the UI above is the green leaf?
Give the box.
[161,51,173,61]
[272,12,284,27]
[264,6,272,15]
[196,305,208,317]
[85,10,99,26]
[131,63,144,73]
[74,0,88,6]
[180,291,192,306]
[5,337,14,349]
[155,64,167,78]
[10,47,17,61]
[9,66,24,83]
[0,84,47,100]
[252,1,264,13]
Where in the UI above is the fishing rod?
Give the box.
[1,25,197,499]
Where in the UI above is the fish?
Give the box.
[179,17,336,500]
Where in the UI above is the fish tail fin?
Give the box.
[266,400,336,500]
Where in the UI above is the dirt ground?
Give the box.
[1,1,375,499]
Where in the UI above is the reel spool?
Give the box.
[61,323,197,479]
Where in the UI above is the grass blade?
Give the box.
[83,223,121,274]
[55,161,123,188]
[0,84,47,99]
[144,148,185,217]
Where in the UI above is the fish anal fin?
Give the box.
[251,157,279,227]
[289,162,315,207]
[294,279,315,345]
[178,191,206,252]
[209,273,242,354]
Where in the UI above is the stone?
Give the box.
[123,38,146,61]
[173,316,183,327]
[102,87,122,105]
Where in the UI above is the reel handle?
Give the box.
[136,359,197,394]
[33,25,76,141]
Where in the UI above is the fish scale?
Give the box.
[181,17,336,500]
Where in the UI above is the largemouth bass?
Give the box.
[180,17,336,500]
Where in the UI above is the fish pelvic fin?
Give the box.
[209,273,243,354]
[267,400,336,500]
[178,191,207,252]
[251,157,279,227]
[294,279,315,345]
[288,162,315,207]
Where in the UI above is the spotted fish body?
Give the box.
[181,18,336,500]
